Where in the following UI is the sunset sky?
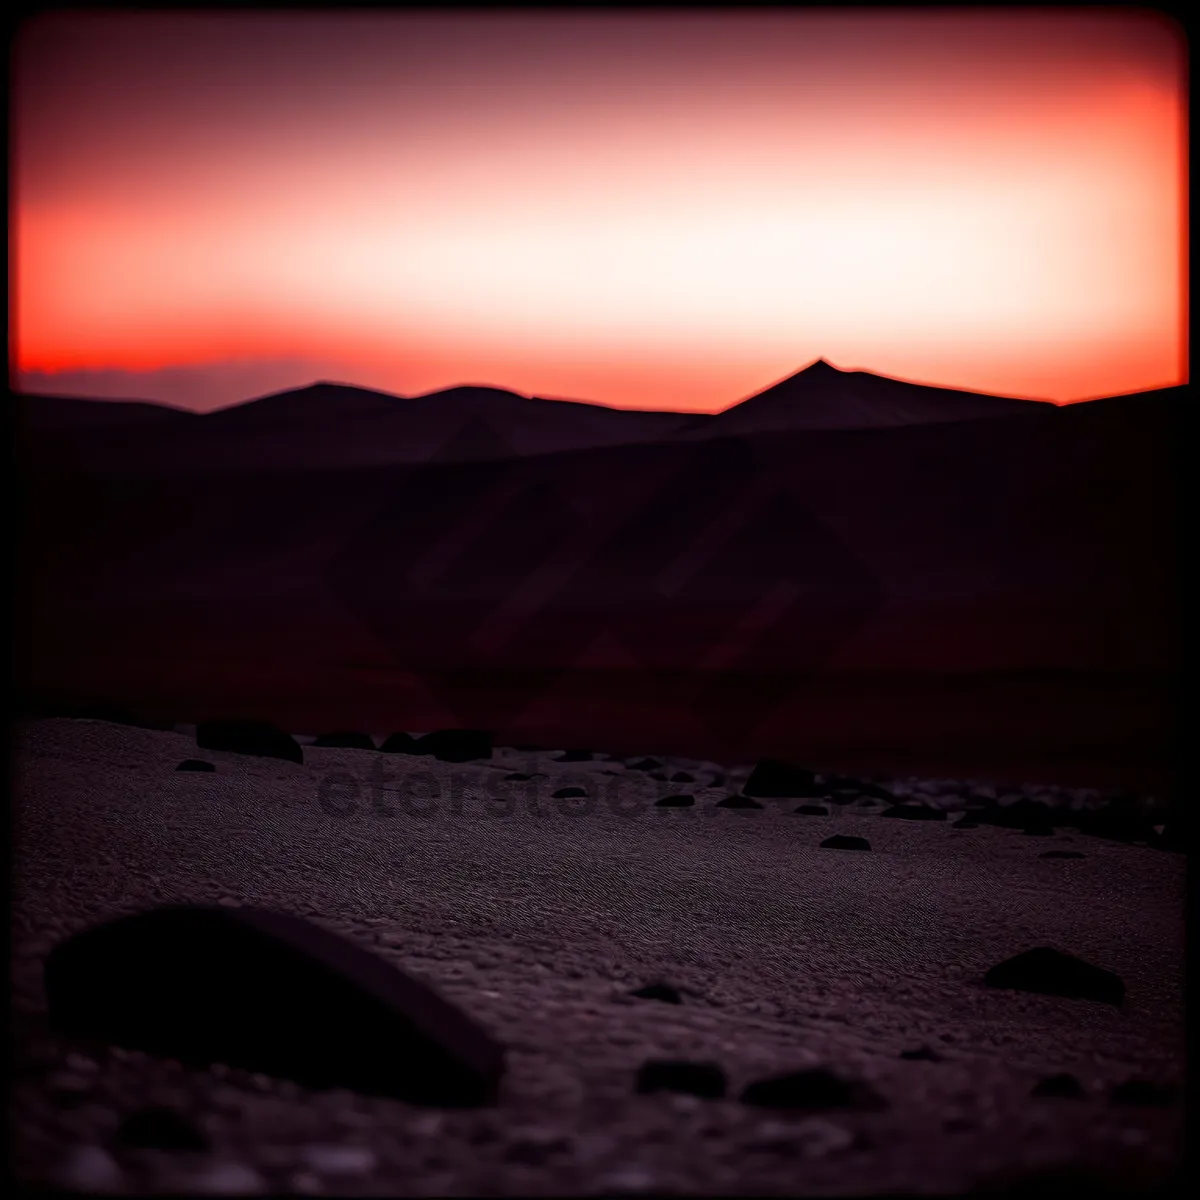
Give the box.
[11,9,1187,413]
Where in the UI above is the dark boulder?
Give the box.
[313,731,376,750]
[380,732,419,754]
[740,1066,886,1111]
[1110,1079,1179,1107]
[630,983,681,1005]
[175,760,215,773]
[793,804,829,816]
[43,905,506,1106]
[551,787,587,799]
[196,720,302,765]
[655,794,695,808]
[1031,1073,1085,1099]
[983,947,1125,1006]
[742,759,821,798]
[555,749,594,762]
[112,1105,211,1151]
[820,835,871,851]
[628,758,663,772]
[636,1059,726,1099]
[715,794,764,810]
[415,730,493,762]
[670,772,695,783]
[899,1045,941,1062]
[880,803,946,821]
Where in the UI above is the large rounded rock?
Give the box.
[742,759,821,798]
[195,720,303,765]
[43,905,506,1106]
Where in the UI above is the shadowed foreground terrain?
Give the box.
[10,719,1185,1195]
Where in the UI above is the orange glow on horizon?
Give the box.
[11,11,1187,412]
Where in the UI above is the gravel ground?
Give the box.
[9,719,1186,1195]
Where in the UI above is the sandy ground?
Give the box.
[9,719,1186,1195]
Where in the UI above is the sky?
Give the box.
[11,9,1188,413]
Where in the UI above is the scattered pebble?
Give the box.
[55,1145,124,1192]
[300,1144,378,1175]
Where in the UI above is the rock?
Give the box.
[636,1059,727,1099]
[555,749,594,762]
[648,772,668,781]
[819,835,871,851]
[983,947,1125,1006]
[312,731,376,750]
[670,772,695,783]
[715,794,764,809]
[597,1167,658,1195]
[742,759,821,798]
[953,818,980,829]
[1021,824,1056,836]
[1110,1079,1179,1107]
[176,760,216,773]
[1040,850,1086,860]
[1079,809,1160,846]
[899,1045,941,1062]
[975,798,1056,831]
[175,1161,267,1195]
[793,804,829,816]
[740,1066,887,1111]
[196,720,303,765]
[503,773,541,782]
[300,1145,379,1175]
[709,773,726,787]
[823,776,897,804]
[552,787,587,799]
[880,803,946,821]
[113,1105,211,1151]
[655,794,695,808]
[55,1145,125,1192]
[1031,1073,1085,1099]
[628,758,663,771]
[414,729,493,762]
[379,732,418,754]
[44,904,506,1106]
[503,1129,572,1164]
[630,983,682,1005]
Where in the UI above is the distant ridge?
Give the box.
[676,358,1052,437]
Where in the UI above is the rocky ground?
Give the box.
[9,718,1187,1195]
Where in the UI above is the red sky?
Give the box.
[11,10,1188,413]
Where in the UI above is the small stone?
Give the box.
[551,787,587,799]
[1110,1079,1178,1107]
[742,759,821,798]
[630,983,682,1005]
[899,1045,941,1062]
[598,1166,657,1194]
[176,759,216,772]
[715,793,764,809]
[1031,1073,1085,1099]
[113,1105,211,1151]
[819,835,871,851]
[300,1145,378,1175]
[880,803,946,821]
[636,1059,727,1099]
[983,947,1125,1006]
[740,1066,886,1111]
[654,794,694,808]
[55,1145,124,1192]
[670,772,695,782]
[180,1160,267,1195]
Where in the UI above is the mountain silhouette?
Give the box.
[678,358,1051,436]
